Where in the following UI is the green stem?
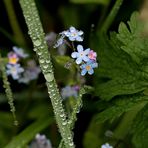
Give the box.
[58,86,91,148]
[0,54,18,126]
[3,0,26,46]
[19,0,74,147]
[100,0,123,34]
[113,101,147,140]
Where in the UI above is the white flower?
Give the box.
[29,133,52,148]
[101,143,113,148]
[64,26,83,41]
[18,60,41,84]
[61,86,79,99]
[6,64,24,80]
[71,45,90,64]
[13,46,29,58]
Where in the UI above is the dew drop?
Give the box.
[69,142,74,146]
[38,52,42,56]
[62,122,67,125]
[33,48,37,51]
[40,59,45,63]
[43,65,48,69]
[60,114,64,117]
[46,60,50,63]
[44,73,54,82]
[34,39,41,46]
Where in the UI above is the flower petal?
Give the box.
[83,56,90,62]
[76,36,83,41]
[84,48,90,54]
[70,26,76,32]
[92,62,98,68]
[81,69,87,76]
[71,52,78,58]
[77,45,83,52]
[76,58,82,64]
[78,31,83,35]
[88,68,94,75]
[69,36,75,41]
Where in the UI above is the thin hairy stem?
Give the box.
[19,0,74,147]
[100,0,123,34]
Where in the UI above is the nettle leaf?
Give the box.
[131,103,148,148]
[95,93,148,123]
[117,12,148,63]
[94,12,148,100]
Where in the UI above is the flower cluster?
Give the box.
[71,45,98,76]
[6,46,28,80]
[29,133,52,148]
[54,26,98,76]
[6,46,41,83]
[53,26,83,48]
[61,85,80,100]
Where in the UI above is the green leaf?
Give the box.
[4,116,53,148]
[70,0,110,5]
[131,103,148,148]
[94,11,148,100]
[83,116,105,148]
[117,12,148,63]
[94,35,148,100]
[95,93,148,123]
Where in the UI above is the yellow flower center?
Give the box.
[9,57,18,64]
[85,65,91,71]
[71,32,76,37]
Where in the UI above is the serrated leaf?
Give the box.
[95,93,148,123]
[94,35,148,100]
[117,12,148,63]
[70,0,110,5]
[4,116,53,148]
[94,11,148,100]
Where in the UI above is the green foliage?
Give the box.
[90,10,148,147]
[117,12,148,63]
[4,116,53,148]
[95,93,148,123]
[95,12,148,101]
[131,103,148,148]
[70,0,110,5]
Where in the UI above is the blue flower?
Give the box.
[29,133,52,148]
[63,26,83,41]
[71,45,90,64]
[6,64,24,80]
[101,143,113,148]
[13,46,29,58]
[61,86,79,99]
[18,60,41,84]
[80,60,98,76]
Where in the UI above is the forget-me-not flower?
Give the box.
[71,45,90,64]
[88,50,97,61]
[61,85,79,100]
[13,46,29,58]
[80,60,98,76]
[6,64,24,80]
[18,60,41,84]
[63,26,83,41]
[8,52,19,65]
[101,143,113,148]
[29,133,52,148]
